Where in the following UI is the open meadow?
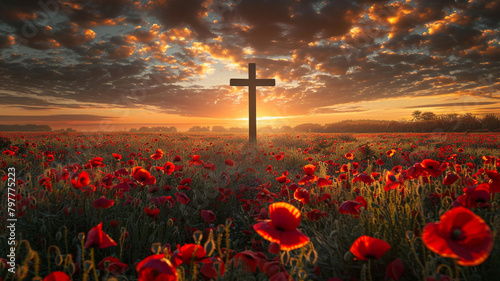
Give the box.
[1,132,500,281]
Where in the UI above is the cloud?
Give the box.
[404,102,499,109]
[0,0,498,121]
[0,114,116,122]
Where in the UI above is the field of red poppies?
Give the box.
[1,132,499,281]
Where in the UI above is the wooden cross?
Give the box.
[230,63,275,143]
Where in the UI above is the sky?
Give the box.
[0,0,499,131]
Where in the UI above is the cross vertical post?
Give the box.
[230,63,275,143]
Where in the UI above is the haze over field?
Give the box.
[0,0,499,131]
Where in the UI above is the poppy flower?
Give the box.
[200,257,225,279]
[422,206,493,266]
[173,155,182,162]
[201,210,216,224]
[71,171,90,189]
[132,166,156,185]
[385,258,404,281]
[384,171,403,191]
[298,164,318,185]
[353,173,374,185]
[345,152,354,160]
[89,157,105,168]
[97,256,128,276]
[306,209,327,221]
[175,192,190,204]
[173,244,207,266]
[317,177,332,187]
[349,236,391,261]
[231,250,266,273]
[421,159,445,178]
[376,159,384,165]
[112,153,122,160]
[144,207,160,219]
[84,222,117,249]
[150,196,169,206]
[294,188,310,204]
[253,202,309,251]
[443,172,459,185]
[386,149,396,157]
[189,155,203,165]
[338,200,363,217]
[43,271,71,281]
[93,196,114,209]
[151,149,164,160]
[486,170,500,193]
[225,159,235,166]
[136,254,178,281]
[453,183,490,209]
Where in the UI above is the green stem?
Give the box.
[90,248,98,281]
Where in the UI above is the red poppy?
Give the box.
[384,171,403,191]
[345,152,354,160]
[386,149,396,157]
[97,256,128,276]
[422,206,493,266]
[173,244,208,266]
[294,188,310,204]
[453,183,490,209]
[443,172,459,185]
[110,220,120,227]
[175,192,190,204]
[385,258,404,281]
[71,171,90,189]
[352,173,374,185]
[349,236,391,261]
[200,257,225,279]
[189,155,203,165]
[253,202,309,251]
[376,159,384,165]
[112,153,122,160]
[306,209,327,221]
[421,159,445,178]
[136,254,178,281]
[173,155,182,162]
[231,250,266,273]
[317,177,332,187]
[298,164,318,185]
[486,170,500,193]
[151,149,164,160]
[132,166,156,185]
[225,159,235,166]
[43,271,71,281]
[84,222,117,249]
[89,157,105,168]
[93,196,114,209]
[275,154,284,161]
[338,200,363,217]
[144,207,160,219]
[201,210,216,224]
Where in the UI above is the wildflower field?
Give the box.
[1,132,499,281]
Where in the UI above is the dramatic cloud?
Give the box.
[0,0,498,128]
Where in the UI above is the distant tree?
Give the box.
[280,125,293,132]
[212,126,227,132]
[411,110,422,121]
[294,123,323,133]
[228,127,246,132]
[457,113,481,131]
[481,113,500,131]
[421,111,436,121]
[188,126,210,132]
